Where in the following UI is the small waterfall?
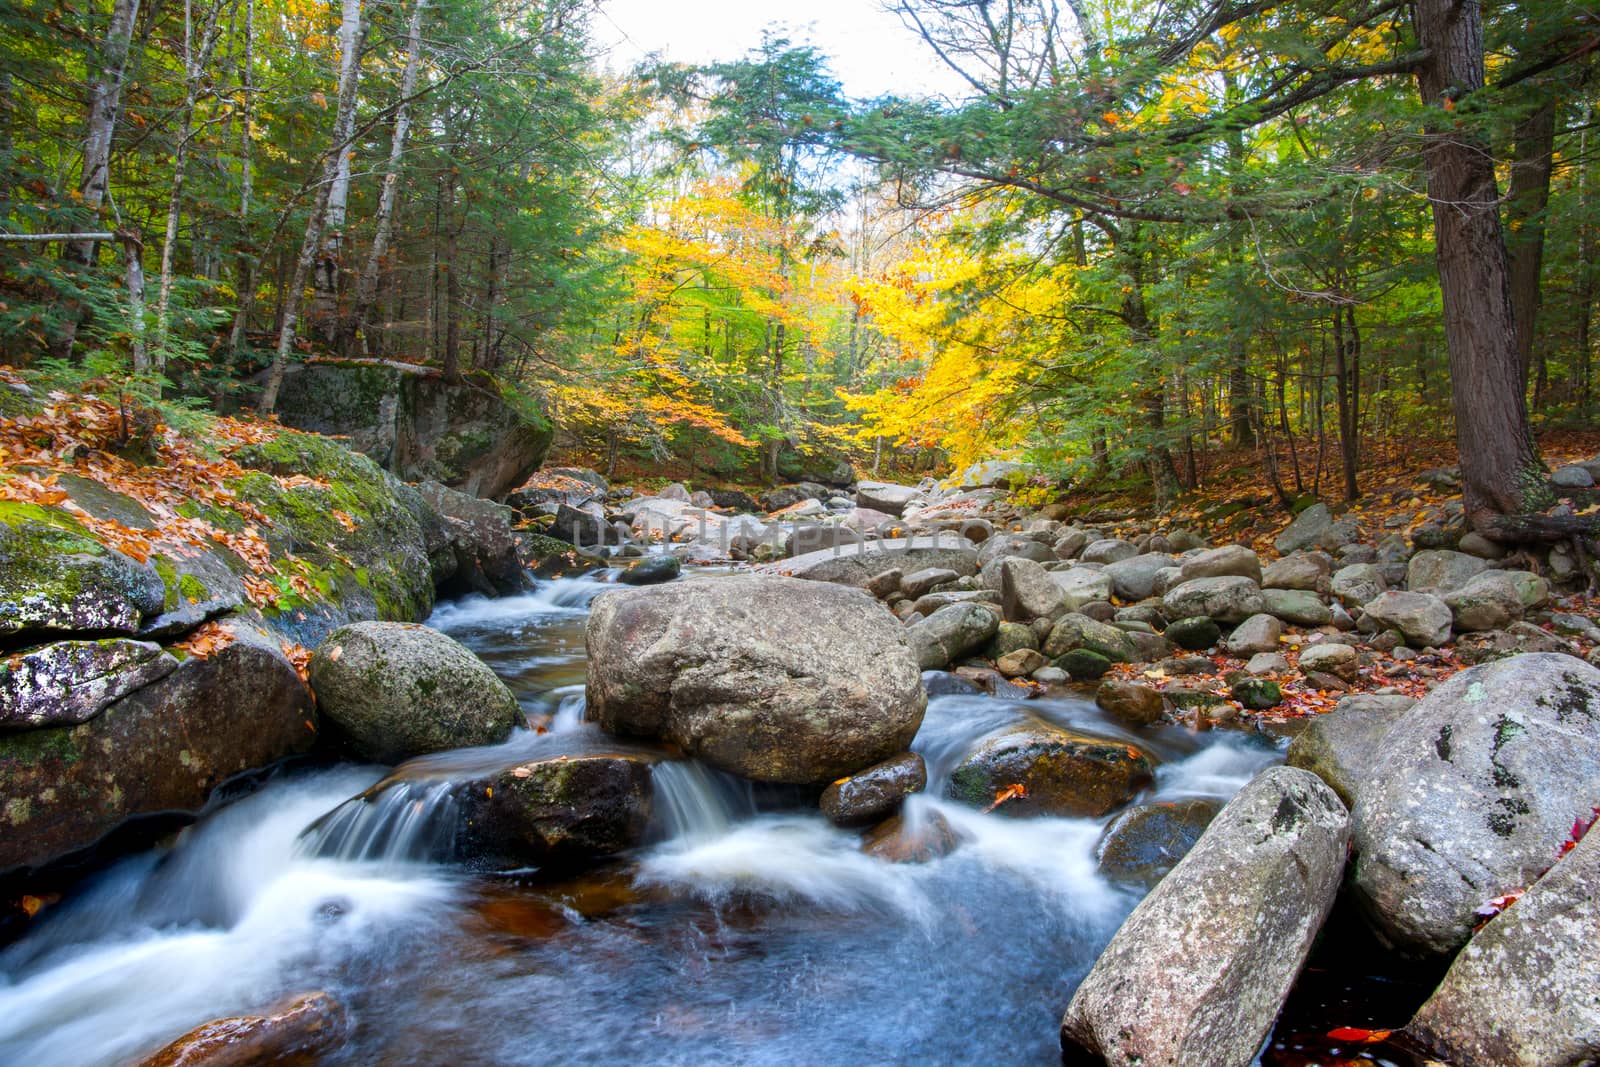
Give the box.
[648,760,756,843]
[547,686,587,733]
[296,780,461,864]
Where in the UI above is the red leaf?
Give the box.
[1326,1027,1392,1044]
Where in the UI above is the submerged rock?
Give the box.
[1351,653,1600,956]
[1061,767,1350,1067]
[133,990,349,1067]
[456,753,655,864]
[1095,798,1221,887]
[862,810,963,864]
[820,752,926,827]
[947,723,1153,818]
[587,575,925,785]
[1408,819,1600,1067]
[309,621,520,764]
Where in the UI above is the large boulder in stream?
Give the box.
[586,575,925,785]
[0,616,315,873]
[1351,653,1600,957]
[1061,766,1350,1067]
[1407,817,1600,1067]
[309,621,520,764]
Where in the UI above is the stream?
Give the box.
[0,572,1293,1066]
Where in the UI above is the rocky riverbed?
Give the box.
[4,399,1599,1065]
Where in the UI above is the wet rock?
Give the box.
[1164,616,1221,651]
[1096,798,1221,887]
[1178,545,1262,585]
[1225,613,1283,656]
[1262,554,1328,591]
[820,752,926,827]
[133,990,350,1067]
[922,670,984,698]
[1095,681,1165,726]
[456,753,655,862]
[0,503,165,640]
[1286,694,1416,806]
[0,638,177,731]
[1351,653,1600,956]
[0,617,315,872]
[618,554,682,586]
[769,538,978,588]
[908,602,1001,670]
[1407,549,1489,596]
[1261,588,1332,626]
[1055,649,1111,680]
[1061,767,1349,1067]
[309,622,520,763]
[1331,563,1387,608]
[862,810,962,864]
[1363,590,1452,648]
[588,575,924,785]
[1162,576,1265,625]
[1408,818,1600,1067]
[1103,553,1179,601]
[947,723,1153,817]
[1298,641,1358,682]
[1231,677,1282,710]
[1042,613,1137,663]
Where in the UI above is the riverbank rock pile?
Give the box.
[0,379,545,877]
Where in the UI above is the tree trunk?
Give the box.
[227,0,257,360]
[308,0,367,341]
[153,0,226,368]
[1506,98,1556,397]
[57,0,142,358]
[349,0,426,353]
[1414,0,1544,535]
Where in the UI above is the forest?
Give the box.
[0,0,1595,535]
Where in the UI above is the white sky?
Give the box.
[591,0,971,101]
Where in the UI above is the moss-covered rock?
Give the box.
[308,621,520,763]
[0,615,315,873]
[0,501,166,640]
[271,360,554,498]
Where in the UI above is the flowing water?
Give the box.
[0,569,1299,1066]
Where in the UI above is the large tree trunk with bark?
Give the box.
[1414,0,1545,537]
[1506,99,1556,398]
